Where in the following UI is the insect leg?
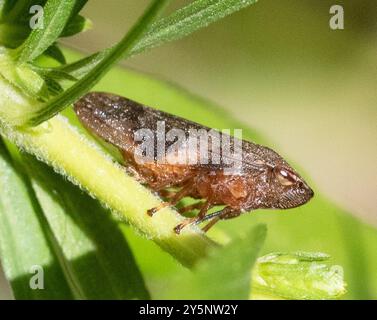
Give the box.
[157,189,176,199]
[200,207,239,233]
[178,202,204,214]
[147,182,193,216]
[174,200,213,234]
[201,217,220,233]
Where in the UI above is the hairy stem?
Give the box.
[1,115,216,267]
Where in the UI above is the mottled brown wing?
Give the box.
[74,92,274,171]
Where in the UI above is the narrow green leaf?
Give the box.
[56,0,258,82]
[58,51,103,79]
[30,65,77,82]
[1,1,46,24]
[132,0,259,55]
[60,15,92,37]
[0,0,85,49]
[18,0,77,63]
[22,153,150,299]
[68,0,88,17]
[57,0,88,37]
[26,0,171,126]
[25,0,258,125]
[0,23,29,48]
[167,224,266,299]
[0,139,73,299]
[44,77,64,95]
[44,44,66,64]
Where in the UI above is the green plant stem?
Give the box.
[0,115,216,267]
[25,0,171,126]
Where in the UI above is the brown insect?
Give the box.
[74,92,314,234]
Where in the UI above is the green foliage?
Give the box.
[0,139,149,299]
[43,44,66,64]
[0,1,90,51]
[17,0,78,63]
[0,0,371,300]
[24,0,172,126]
[17,0,262,126]
[166,224,267,299]
[131,0,259,55]
[22,153,150,299]
[252,252,346,299]
[0,1,46,48]
[60,15,91,38]
[54,0,260,83]
[0,139,73,299]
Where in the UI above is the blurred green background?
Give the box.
[1,0,376,299]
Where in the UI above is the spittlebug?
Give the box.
[74,92,314,234]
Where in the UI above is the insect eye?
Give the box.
[274,167,297,186]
